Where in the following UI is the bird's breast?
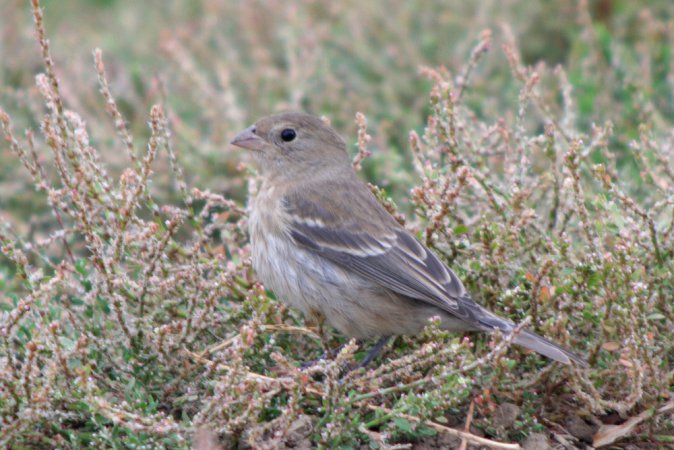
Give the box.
[248,182,301,301]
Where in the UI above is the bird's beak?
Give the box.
[230,125,266,151]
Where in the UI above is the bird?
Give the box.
[230,111,586,367]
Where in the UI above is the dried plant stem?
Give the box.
[351,319,530,403]
[0,113,75,265]
[367,405,520,450]
[530,259,554,325]
[458,400,475,450]
[94,49,139,170]
[184,348,325,397]
[595,165,663,264]
[30,0,68,144]
[564,141,598,253]
[454,29,492,102]
[200,324,323,357]
[352,112,372,171]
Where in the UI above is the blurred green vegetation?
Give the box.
[1,0,673,448]
[2,0,672,204]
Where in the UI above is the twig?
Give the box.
[184,348,325,397]
[351,318,529,403]
[199,324,323,357]
[367,405,520,450]
[593,400,674,448]
[455,29,492,102]
[459,400,476,450]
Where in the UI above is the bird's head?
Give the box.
[230,112,350,180]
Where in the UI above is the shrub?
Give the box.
[1,0,672,448]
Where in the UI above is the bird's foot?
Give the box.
[301,336,391,373]
[354,336,391,369]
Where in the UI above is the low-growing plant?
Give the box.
[0,0,672,448]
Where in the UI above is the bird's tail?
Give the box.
[477,310,587,367]
[511,329,587,367]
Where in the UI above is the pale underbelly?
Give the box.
[250,229,472,339]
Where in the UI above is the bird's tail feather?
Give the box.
[512,329,587,367]
[477,310,587,366]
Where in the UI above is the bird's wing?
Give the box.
[283,178,489,329]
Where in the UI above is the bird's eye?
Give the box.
[280,128,296,142]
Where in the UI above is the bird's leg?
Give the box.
[300,344,341,368]
[357,336,391,368]
[300,340,349,369]
[300,310,331,368]
[302,336,391,370]
[300,354,326,369]
[304,308,327,340]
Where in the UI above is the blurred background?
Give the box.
[2,0,672,215]
[1,2,673,447]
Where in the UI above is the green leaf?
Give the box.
[75,259,88,276]
[587,271,602,288]
[96,296,111,314]
[60,336,76,350]
[647,313,665,321]
[71,401,91,412]
[393,417,414,433]
[453,224,469,235]
[416,425,437,437]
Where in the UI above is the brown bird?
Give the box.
[231,112,586,367]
